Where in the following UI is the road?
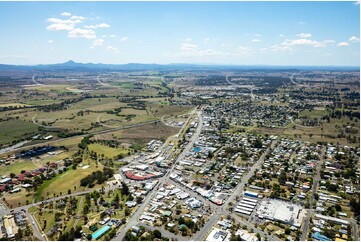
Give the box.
[301,146,325,241]
[168,138,279,241]
[222,139,278,211]
[288,116,316,129]
[290,72,303,86]
[225,74,255,100]
[192,214,219,241]
[26,210,45,241]
[113,109,203,241]
[138,222,188,241]
[31,75,44,86]
[2,115,177,156]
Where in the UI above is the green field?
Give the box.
[88,143,129,159]
[0,119,39,145]
[34,162,102,202]
[0,160,38,176]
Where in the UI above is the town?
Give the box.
[0,66,359,241]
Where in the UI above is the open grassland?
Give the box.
[88,143,129,159]
[0,119,39,145]
[0,102,33,107]
[0,160,38,176]
[3,189,33,208]
[147,104,193,119]
[34,162,102,202]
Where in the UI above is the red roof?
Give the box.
[0,185,6,192]
[124,171,157,181]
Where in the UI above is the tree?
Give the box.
[335,204,342,212]
[285,228,291,235]
[121,182,130,196]
[136,196,143,204]
[153,229,162,239]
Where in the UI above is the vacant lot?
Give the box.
[0,160,38,177]
[0,119,39,146]
[34,162,102,202]
[88,143,129,159]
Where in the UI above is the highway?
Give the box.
[113,109,203,240]
[2,115,179,156]
[290,72,302,86]
[225,74,255,100]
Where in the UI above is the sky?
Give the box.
[0,1,359,66]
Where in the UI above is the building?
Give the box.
[312,232,331,241]
[256,199,303,227]
[3,215,18,239]
[235,229,259,241]
[206,227,229,241]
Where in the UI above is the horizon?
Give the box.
[0,1,359,66]
[1,59,360,68]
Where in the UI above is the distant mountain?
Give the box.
[0,61,359,72]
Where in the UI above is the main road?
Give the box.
[113,109,203,241]
[301,146,325,241]
[225,74,255,100]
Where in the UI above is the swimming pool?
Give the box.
[92,225,111,240]
[193,147,201,152]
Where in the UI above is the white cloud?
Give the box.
[48,40,54,43]
[255,34,262,37]
[183,38,192,42]
[269,44,293,52]
[298,21,306,25]
[70,15,86,21]
[281,38,325,47]
[46,17,82,31]
[106,45,119,53]
[178,42,224,57]
[68,28,96,39]
[348,36,360,42]
[338,42,349,47]
[296,33,312,38]
[252,39,261,42]
[92,38,104,47]
[120,36,129,42]
[61,12,71,17]
[109,34,117,38]
[85,23,110,29]
[279,34,285,37]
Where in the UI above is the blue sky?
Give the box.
[0,1,359,66]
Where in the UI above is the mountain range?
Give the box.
[0,60,359,72]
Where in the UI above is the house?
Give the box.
[125,201,137,208]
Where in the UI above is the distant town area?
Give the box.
[0,65,359,241]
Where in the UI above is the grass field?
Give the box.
[3,189,34,208]
[0,160,38,176]
[88,143,129,159]
[0,103,33,107]
[34,162,102,202]
[0,119,39,145]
